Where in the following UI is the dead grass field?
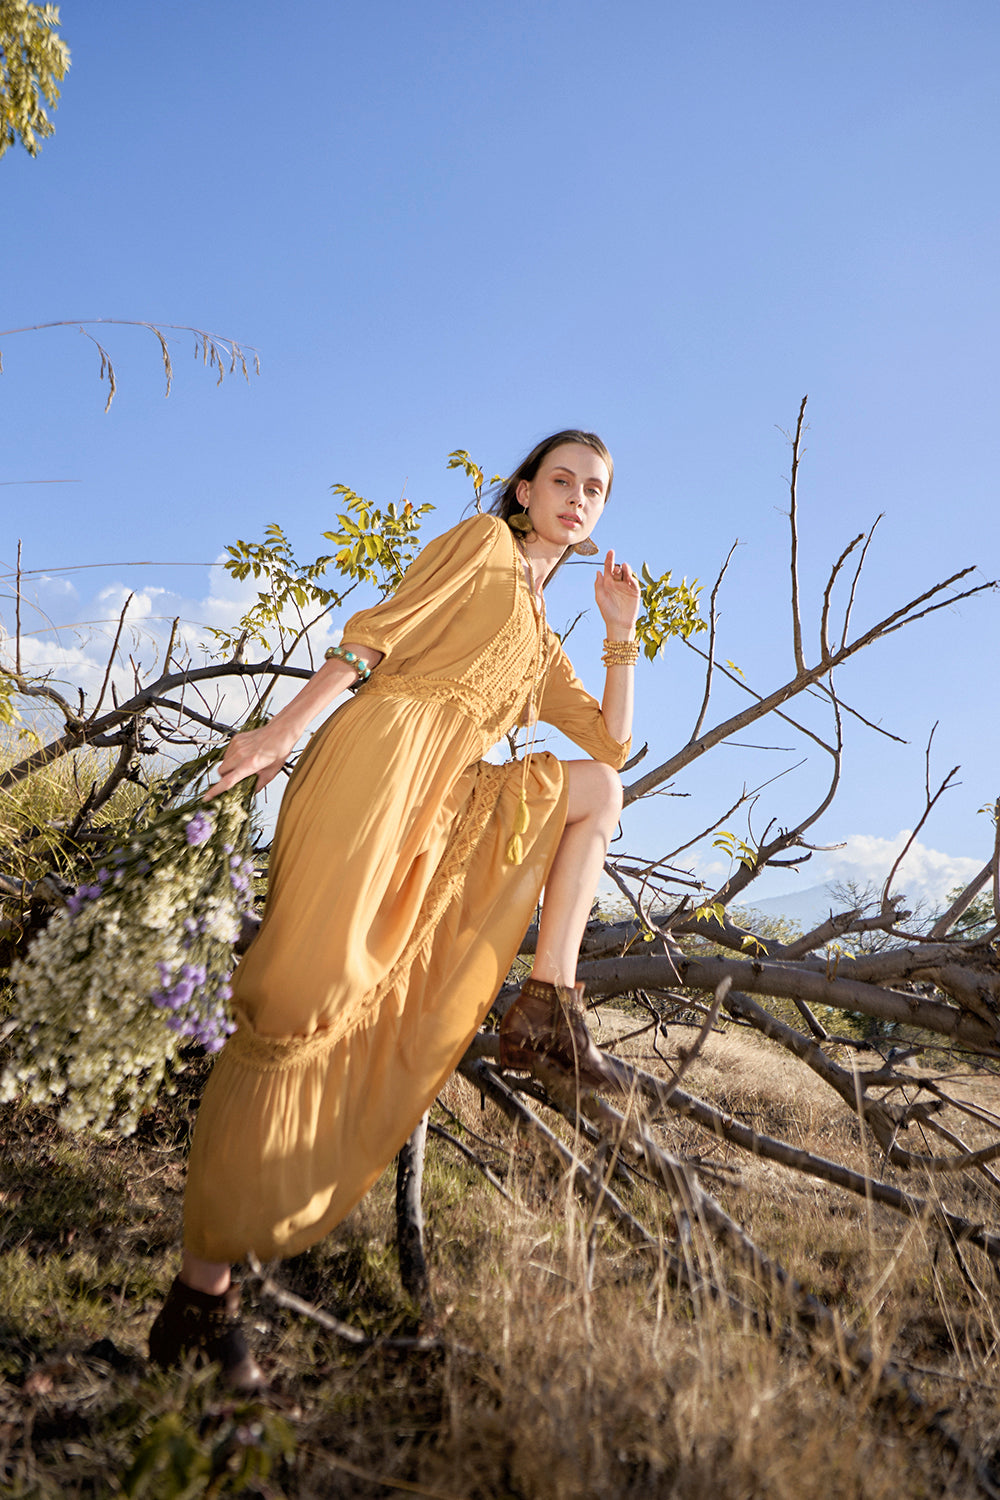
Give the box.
[3,1011,1000,1498]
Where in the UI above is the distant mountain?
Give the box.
[737,884,844,934]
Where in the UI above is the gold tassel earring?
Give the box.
[507,506,533,537]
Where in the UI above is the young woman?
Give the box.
[149,430,642,1387]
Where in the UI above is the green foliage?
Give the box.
[0,1,69,158]
[711,828,757,870]
[636,561,707,659]
[324,487,434,592]
[212,522,342,656]
[693,900,728,929]
[212,490,434,656]
[0,669,20,725]
[446,449,504,507]
[122,1405,295,1499]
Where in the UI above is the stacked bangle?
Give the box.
[602,637,640,668]
[324,645,372,684]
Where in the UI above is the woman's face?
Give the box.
[516,442,610,549]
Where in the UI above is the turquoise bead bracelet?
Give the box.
[324,645,372,684]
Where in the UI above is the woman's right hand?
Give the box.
[203,723,299,801]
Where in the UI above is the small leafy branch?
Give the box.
[446,450,504,511]
[324,488,434,595]
[711,827,757,869]
[0,0,70,158]
[637,561,707,658]
[210,490,435,661]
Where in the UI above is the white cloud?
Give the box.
[821,832,983,912]
[95,583,169,621]
[37,575,78,599]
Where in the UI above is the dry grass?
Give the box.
[2,1019,1000,1498]
[0,728,150,884]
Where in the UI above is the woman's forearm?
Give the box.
[593,553,640,747]
[205,642,383,798]
[600,657,634,746]
[267,643,383,741]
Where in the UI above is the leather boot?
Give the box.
[148,1276,267,1392]
[499,977,612,1089]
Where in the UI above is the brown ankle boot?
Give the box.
[148,1276,267,1392]
[499,977,611,1089]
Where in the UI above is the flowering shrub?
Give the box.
[0,788,256,1135]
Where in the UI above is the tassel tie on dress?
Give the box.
[506,545,548,866]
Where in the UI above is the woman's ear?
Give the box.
[515,478,531,508]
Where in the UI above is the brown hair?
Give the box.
[487,429,614,529]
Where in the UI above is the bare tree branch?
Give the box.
[690,540,738,742]
[0,660,313,791]
[928,862,994,940]
[625,569,995,804]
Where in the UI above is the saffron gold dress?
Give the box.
[184,514,629,1262]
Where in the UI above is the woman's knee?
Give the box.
[566,760,623,825]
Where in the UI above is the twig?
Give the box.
[690,540,738,742]
[657,978,730,1107]
[427,1122,516,1202]
[246,1252,466,1354]
[879,738,959,911]
[819,531,865,662]
[840,514,882,649]
[786,395,808,674]
[15,539,22,675]
[87,593,134,722]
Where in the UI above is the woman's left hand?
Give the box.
[594,550,641,637]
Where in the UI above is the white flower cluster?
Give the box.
[0,790,255,1136]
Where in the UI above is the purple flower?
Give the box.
[184,811,214,847]
[66,882,103,917]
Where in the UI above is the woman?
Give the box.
[149,430,642,1388]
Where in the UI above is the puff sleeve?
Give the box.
[537,635,632,769]
[338,514,504,665]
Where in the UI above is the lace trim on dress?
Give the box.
[226,759,512,1071]
[358,672,492,728]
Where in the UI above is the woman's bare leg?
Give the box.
[531,760,622,986]
[179,1251,231,1295]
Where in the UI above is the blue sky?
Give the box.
[2,1,998,911]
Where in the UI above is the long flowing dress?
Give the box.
[183,513,630,1263]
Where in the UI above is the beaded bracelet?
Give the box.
[602,638,640,668]
[324,644,372,683]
